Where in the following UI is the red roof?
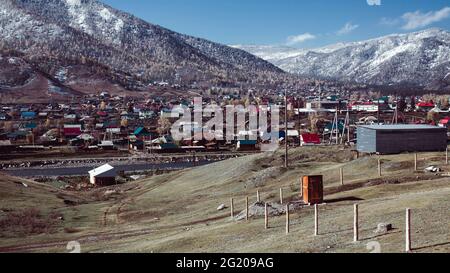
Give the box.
[301,133,321,144]
[349,101,375,106]
[440,118,450,125]
[417,102,435,107]
[64,128,82,136]
[348,102,376,109]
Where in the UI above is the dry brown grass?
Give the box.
[0,146,448,253]
[0,208,60,237]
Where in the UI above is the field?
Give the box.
[0,146,449,253]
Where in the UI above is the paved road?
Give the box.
[4,160,214,177]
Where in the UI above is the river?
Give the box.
[4,160,214,177]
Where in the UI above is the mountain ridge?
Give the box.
[233,28,450,90]
[0,0,284,98]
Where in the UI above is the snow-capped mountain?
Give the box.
[233,29,450,90]
[0,0,282,96]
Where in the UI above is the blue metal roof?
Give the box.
[359,125,444,130]
[238,140,257,145]
[7,131,28,138]
[134,127,154,136]
[160,143,178,149]
[133,127,145,135]
[21,111,36,118]
[24,123,37,129]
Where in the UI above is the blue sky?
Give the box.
[102,0,450,48]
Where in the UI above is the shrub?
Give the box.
[0,208,59,237]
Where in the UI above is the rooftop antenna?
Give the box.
[392,93,399,124]
[328,109,339,145]
[341,110,350,145]
[318,83,322,110]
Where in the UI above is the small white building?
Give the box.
[88,164,117,186]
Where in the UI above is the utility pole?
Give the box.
[318,83,322,110]
[149,135,153,156]
[392,93,399,125]
[297,96,301,147]
[285,89,288,168]
[345,110,350,144]
[335,108,339,145]
[396,93,399,124]
[377,96,381,125]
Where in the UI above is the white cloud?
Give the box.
[286,33,316,45]
[337,22,359,35]
[367,0,381,6]
[380,17,400,26]
[402,7,450,30]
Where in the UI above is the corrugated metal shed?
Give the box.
[89,164,115,177]
[357,124,447,154]
[89,164,117,185]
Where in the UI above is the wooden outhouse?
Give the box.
[301,175,324,205]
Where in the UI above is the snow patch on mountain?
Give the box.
[99,7,112,20]
[99,7,124,33]
[230,45,306,61]
[234,28,450,89]
[65,0,81,6]
[65,0,91,34]
[370,43,417,67]
[0,0,282,93]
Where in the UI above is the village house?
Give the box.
[139,109,155,120]
[349,102,378,112]
[160,108,180,119]
[416,102,435,112]
[63,124,82,139]
[300,133,321,146]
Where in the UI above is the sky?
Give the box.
[102,0,450,49]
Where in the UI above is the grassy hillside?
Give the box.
[0,146,449,253]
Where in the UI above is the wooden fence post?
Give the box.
[314,204,319,236]
[378,159,382,177]
[414,153,418,172]
[340,168,344,186]
[256,190,260,202]
[279,188,283,204]
[406,208,411,253]
[245,196,249,221]
[230,198,234,219]
[446,148,448,165]
[286,203,290,235]
[264,203,268,230]
[354,204,359,242]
